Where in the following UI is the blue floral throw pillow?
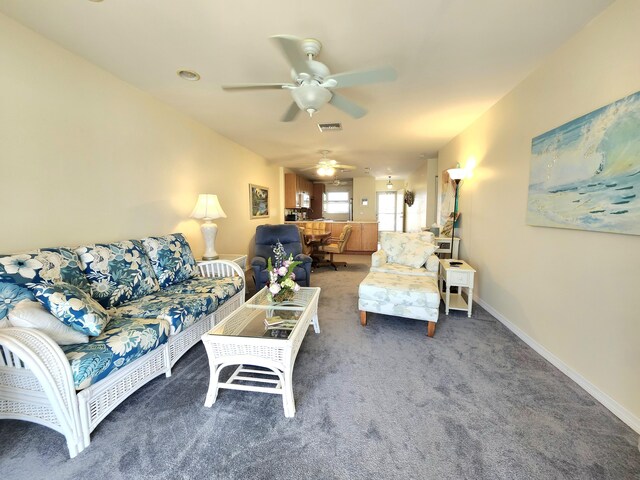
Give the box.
[31,282,110,337]
[75,240,160,309]
[141,233,199,289]
[0,282,35,320]
[0,248,90,291]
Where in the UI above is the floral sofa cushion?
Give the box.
[31,282,111,337]
[62,316,170,390]
[0,282,35,322]
[163,276,244,305]
[141,233,199,288]
[109,292,216,335]
[0,248,90,291]
[75,240,160,309]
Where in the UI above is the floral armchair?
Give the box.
[370,232,439,278]
[251,224,312,291]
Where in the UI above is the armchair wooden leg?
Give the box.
[427,321,436,338]
[360,310,367,326]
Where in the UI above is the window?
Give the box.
[324,191,350,214]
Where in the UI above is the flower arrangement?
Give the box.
[266,241,301,303]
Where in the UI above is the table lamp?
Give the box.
[190,194,227,260]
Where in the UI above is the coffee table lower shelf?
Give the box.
[201,287,321,417]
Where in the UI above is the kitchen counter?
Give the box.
[286,221,378,254]
[285,220,378,224]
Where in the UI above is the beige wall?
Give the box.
[353,177,377,221]
[425,158,438,227]
[406,162,428,232]
[438,0,640,429]
[0,13,280,261]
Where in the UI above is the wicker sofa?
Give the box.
[0,234,245,458]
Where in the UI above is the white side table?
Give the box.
[435,237,460,259]
[198,254,247,271]
[438,258,476,317]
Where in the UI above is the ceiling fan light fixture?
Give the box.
[291,84,332,116]
[325,167,336,176]
[317,166,327,176]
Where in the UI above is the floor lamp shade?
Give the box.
[190,194,227,260]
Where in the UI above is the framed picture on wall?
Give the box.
[249,184,269,219]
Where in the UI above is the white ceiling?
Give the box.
[0,0,613,180]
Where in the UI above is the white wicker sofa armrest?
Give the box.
[0,327,84,457]
[371,250,387,268]
[198,259,245,280]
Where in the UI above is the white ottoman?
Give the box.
[358,271,440,337]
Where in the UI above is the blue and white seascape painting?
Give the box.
[527,90,640,236]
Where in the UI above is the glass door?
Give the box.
[377,191,403,232]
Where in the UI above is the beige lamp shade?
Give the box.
[190,194,227,220]
[190,194,226,260]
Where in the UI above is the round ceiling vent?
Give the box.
[177,69,201,81]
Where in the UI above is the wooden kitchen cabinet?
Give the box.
[360,223,379,251]
[285,173,314,209]
[309,183,325,219]
[346,222,362,251]
[285,173,298,209]
[327,222,377,253]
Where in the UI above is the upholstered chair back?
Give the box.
[254,224,303,264]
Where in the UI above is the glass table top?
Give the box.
[208,287,319,340]
[243,287,317,311]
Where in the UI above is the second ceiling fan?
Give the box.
[222,35,397,121]
[300,151,356,177]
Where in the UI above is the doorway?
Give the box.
[376,191,404,232]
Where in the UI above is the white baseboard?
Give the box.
[474,295,640,435]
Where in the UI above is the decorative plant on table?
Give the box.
[266,241,301,303]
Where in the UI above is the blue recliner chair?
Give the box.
[251,224,312,291]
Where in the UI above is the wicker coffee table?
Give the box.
[201,287,321,417]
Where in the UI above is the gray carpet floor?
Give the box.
[1,261,639,479]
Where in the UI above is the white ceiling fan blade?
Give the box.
[270,35,312,76]
[222,83,289,91]
[329,93,367,119]
[335,164,357,171]
[281,102,300,122]
[325,67,397,89]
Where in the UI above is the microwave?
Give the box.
[299,192,311,209]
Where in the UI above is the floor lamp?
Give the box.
[190,194,227,260]
[446,167,465,258]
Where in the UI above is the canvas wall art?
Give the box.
[527,90,640,236]
[249,184,269,219]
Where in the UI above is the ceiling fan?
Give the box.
[300,151,357,177]
[318,177,352,186]
[221,35,397,121]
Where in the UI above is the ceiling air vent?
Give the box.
[317,122,342,132]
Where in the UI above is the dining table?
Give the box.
[303,231,331,266]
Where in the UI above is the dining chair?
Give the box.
[317,224,353,270]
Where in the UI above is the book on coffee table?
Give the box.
[264,316,297,330]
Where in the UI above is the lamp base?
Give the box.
[200,221,220,261]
